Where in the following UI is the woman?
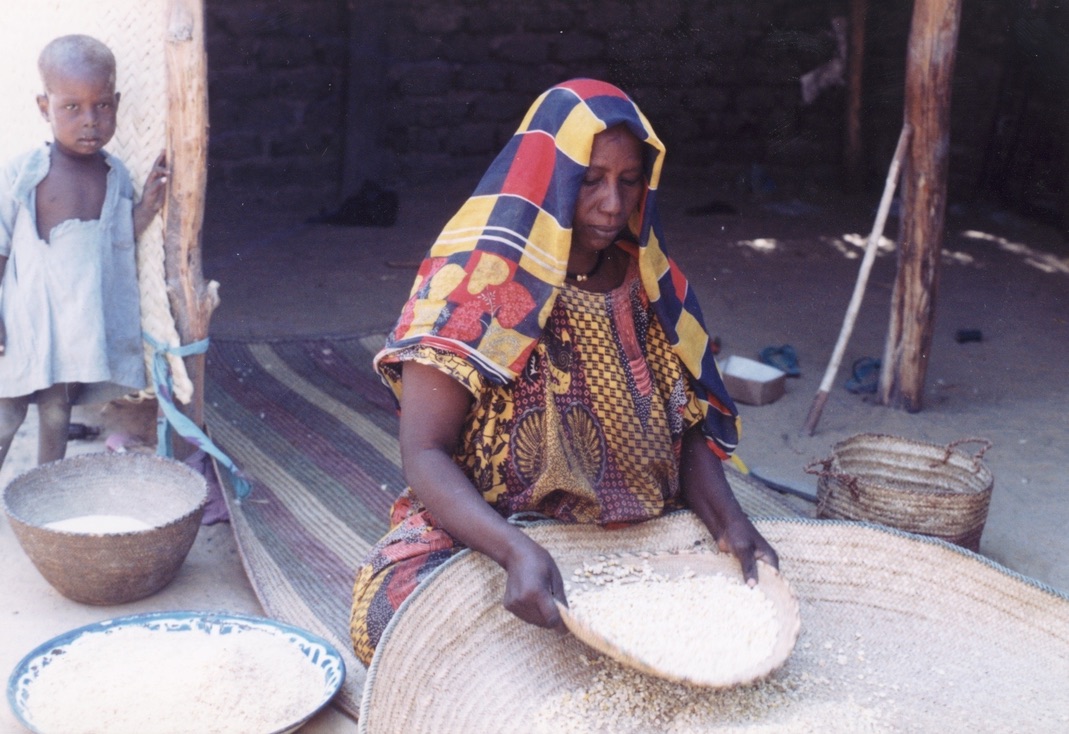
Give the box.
[350,79,778,665]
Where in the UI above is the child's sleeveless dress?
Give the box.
[0,145,145,402]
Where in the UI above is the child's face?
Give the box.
[36,68,120,159]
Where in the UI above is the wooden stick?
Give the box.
[843,0,868,190]
[164,0,218,455]
[802,123,912,436]
[879,0,962,411]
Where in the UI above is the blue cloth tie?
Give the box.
[143,332,251,499]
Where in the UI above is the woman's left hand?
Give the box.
[680,428,780,586]
[713,514,779,587]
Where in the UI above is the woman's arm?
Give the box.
[399,361,565,627]
[680,426,779,585]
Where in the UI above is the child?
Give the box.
[0,34,168,472]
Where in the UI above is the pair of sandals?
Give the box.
[845,356,881,394]
[759,345,880,394]
[758,344,801,377]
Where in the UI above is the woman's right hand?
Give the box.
[501,533,566,629]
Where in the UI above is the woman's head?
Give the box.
[571,124,644,258]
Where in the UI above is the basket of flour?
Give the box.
[2,452,208,605]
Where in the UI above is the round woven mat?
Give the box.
[359,513,1069,733]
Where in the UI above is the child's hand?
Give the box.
[133,151,169,239]
[141,152,169,214]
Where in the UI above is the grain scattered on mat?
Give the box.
[531,652,890,733]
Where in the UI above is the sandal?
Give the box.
[758,344,801,377]
[845,356,881,394]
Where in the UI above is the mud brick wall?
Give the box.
[203,0,1063,216]
[205,0,349,206]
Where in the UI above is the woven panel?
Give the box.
[0,1,192,402]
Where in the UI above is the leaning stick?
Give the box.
[802,123,912,436]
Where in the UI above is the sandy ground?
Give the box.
[2,175,1067,732]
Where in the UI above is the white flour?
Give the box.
[44,514,153,533]
[24,624,329,734]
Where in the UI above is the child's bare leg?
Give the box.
[0,395,31,471]
[35,384,75,465]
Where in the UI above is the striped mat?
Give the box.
[204,334,805,720]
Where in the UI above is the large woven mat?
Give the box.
[204,334,804,719]
[0,1,192,401]
[361,513,1069,732]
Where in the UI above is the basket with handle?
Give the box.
[805,433,993,551]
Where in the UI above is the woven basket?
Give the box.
[806,433,993,551]
[359,513,1069,733]
[3,452,208,605]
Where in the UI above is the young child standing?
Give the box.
[0,34,168,472]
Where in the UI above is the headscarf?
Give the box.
[375,79,739,457]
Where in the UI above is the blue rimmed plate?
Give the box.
[7,611,345,734]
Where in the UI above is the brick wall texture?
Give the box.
[203,0,1066,218]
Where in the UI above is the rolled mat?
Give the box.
[360,512,1069,733]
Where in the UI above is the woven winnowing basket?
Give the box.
[807,433,994,551]
[0,1,193,403]
[359,513,1069,733]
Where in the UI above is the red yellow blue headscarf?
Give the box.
[375,79,739,457]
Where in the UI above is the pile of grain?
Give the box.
[566,567,779,683]
[25,624,327,734]
[44,514,152,533]
[564,555,782,688]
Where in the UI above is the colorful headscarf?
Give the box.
[375,79,739,456]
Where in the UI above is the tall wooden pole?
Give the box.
[878,0,962,412]
[843,0,867,191]
[164,0,219,443]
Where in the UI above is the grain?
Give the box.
[531,653,889,733]
[44,514,152,533]
[566,563,779,684]
[24,624,326,734]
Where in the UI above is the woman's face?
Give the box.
[571,125,644,255]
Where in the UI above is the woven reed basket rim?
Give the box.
[824,432,994,494]
[359,513,1069,733]
[2,452,208,530]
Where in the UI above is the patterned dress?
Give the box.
[350,261,705,664]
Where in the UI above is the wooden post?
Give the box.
[843,0,867,191]
[164,0,219,443]
[878,0,962,412]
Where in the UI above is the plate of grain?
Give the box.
[556,548,800,688]
[6,611,346,734]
